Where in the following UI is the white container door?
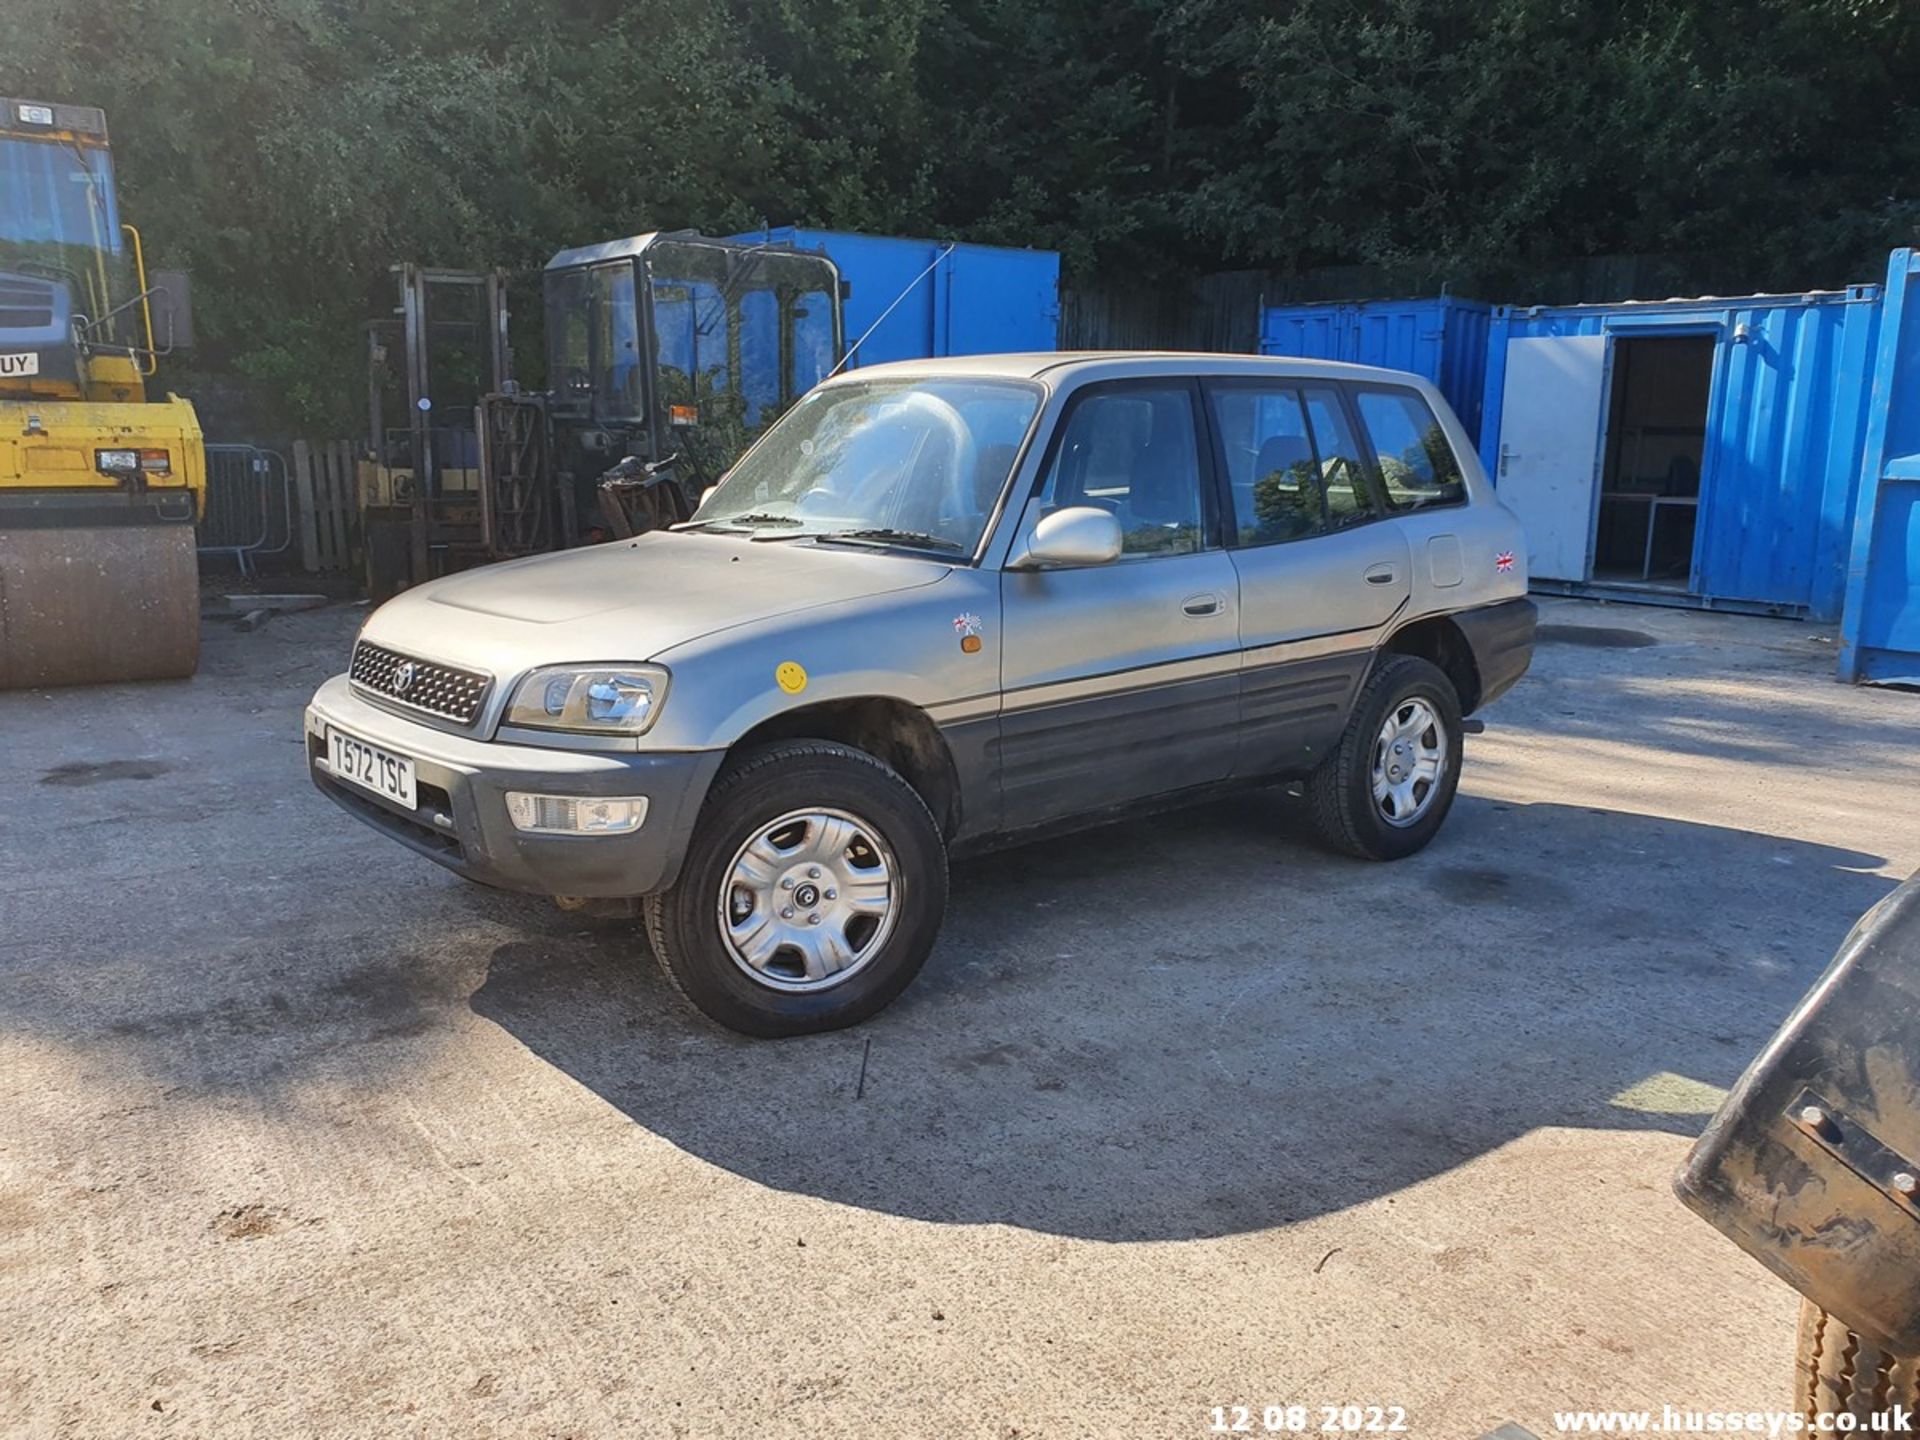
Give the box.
[1495,335,1607,581]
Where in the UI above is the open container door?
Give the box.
[1491,335,1607,581]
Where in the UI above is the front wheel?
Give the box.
[1305,654,1464,860]
[643,741,949,1037]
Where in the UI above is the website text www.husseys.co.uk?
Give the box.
[1551,1406,1913,1434]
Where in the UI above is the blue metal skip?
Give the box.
[1840,248,1920,684]
[729,227,1060,369]
[1260,297,1492,442]
[1478,287,1884,624]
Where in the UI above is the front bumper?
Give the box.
[305,674,723,897]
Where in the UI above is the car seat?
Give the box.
[1252,434,1320,539]
[1122,397,1200,544]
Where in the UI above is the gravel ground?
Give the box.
[2,595,1915,1438]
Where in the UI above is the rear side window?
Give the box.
[1205,380,1380,546]
[1209,385,1321,543]
[1354,388,1466,511]
[1300,386,1376,529]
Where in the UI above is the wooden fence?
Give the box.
[291,439,360,573]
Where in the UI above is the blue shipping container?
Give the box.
[729,227,1060,369]
[1840,247,1920,684]
[1259,296,1492,443]
[1476,287,1884,625]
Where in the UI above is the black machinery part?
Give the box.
[1676,872,1920,1354]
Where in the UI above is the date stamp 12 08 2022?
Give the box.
[1208,1404,1411,1434]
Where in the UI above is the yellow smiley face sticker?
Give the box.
[775,661,808,694]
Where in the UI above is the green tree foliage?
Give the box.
[4,0,1917,431]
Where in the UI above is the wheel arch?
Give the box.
[1380,614,1482,713]
[725,696,963,839]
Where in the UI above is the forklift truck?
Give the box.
[362,232,842,598]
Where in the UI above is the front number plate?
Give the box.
[327,727,417,810]
[0,352,40,378]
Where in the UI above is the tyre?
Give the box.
[642,740,948,1038]
[1797,1301,1920,1432]
[1305,653,1464,861]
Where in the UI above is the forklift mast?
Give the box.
[359,265,512,598]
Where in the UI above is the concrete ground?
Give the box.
[2,596,1915,1438]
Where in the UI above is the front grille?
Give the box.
[349,640,491,725]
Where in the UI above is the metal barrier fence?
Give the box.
[197,444,294,576]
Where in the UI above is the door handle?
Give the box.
[1182,592,1223,617]
[1365,565,1398,586]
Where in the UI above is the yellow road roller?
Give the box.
[0,97,204,688]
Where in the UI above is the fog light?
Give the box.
[505,791,647,835]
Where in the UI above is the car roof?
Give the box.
[829,350,1435,388]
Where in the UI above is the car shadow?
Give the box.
[467,792,1898,1242]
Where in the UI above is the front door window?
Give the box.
[1029,384,1207,556]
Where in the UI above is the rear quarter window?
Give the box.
[1353,388,1467,512]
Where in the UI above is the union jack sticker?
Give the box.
[1495,550,1516,573]
[952,613,982,638]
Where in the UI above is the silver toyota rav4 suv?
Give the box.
[307,353,1533,1036]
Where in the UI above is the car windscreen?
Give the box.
[686,377,1042,556]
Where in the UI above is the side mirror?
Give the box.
[148,270,194,351]
[1006,505,1123,570]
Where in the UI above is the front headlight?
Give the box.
[504,664,669,735]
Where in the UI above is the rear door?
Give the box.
[1348,383,1480,607]
[1201,377,1410,777]
[998,379,1241,829]
[1493,335,1607,581]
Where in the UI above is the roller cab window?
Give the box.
[0,136,135,348]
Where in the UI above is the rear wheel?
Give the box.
[1797,1301,1920,1432]
[642,741,948,1037]
[1305,653,1463,860]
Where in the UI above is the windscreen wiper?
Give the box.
[813,527,965,553]
[678,512,805,533]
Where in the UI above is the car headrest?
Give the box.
[1255,434,1314,481]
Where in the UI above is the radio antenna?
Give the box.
[828,243,957,377]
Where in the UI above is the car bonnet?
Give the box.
[356,530,952,681]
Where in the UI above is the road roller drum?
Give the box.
[0,522,199,688]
